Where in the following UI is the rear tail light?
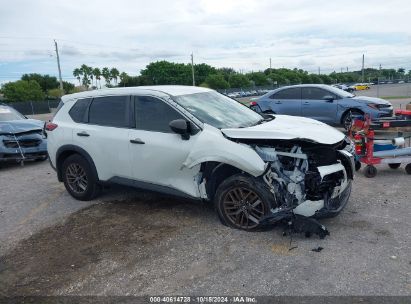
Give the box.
[45,122,58,131]
[250,101,257,106]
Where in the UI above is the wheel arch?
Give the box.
[201,162,253,201]
[56,145,99,182]
[340,108,364,124]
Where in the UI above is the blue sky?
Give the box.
[1,0,411,85]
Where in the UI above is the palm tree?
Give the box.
[80,64,92,88]
[102,67,111,86]
[110,68,120,86]
[119,72,129,87]
[93,67,101,89]
[73,68,82,86]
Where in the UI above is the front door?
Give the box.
[128,95,200,197]
[301,87,338,124]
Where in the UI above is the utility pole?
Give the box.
[269,57,272,70]
[346,67,348,72]
[190,53,195,86]
[54,40,64,91]
[318,67,320,75]
[341,67,343,73]
[361,54,365,83]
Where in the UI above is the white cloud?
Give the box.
[0,0,411,82]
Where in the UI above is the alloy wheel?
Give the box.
[223,187,265,229]
[66,163,88,194]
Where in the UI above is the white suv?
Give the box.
[47,86,354,231]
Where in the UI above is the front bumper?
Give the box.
[0,139,47,162]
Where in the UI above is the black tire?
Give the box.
[62,154,100,201]
[355,161,361,171]
[342,110,363,130]
[214,174,276,231]
[388,163,401,169]
[405,164,411,175]
[364,165,377,178]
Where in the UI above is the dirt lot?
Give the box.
[0,91,410,296]
[0,159,410,296]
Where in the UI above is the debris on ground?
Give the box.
[312,247,324,252]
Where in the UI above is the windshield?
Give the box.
[326,85,355,98]
[173,91,263,129]
[0,106,26,122]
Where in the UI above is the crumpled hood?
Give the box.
[0,119,44,135]
[221,115,345,145]
[352,96,391,105]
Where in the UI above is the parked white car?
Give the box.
[46,86,354,232]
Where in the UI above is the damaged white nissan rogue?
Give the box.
[47,86,355,233]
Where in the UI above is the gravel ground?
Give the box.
[1,87,410,296]
[0,160,410,296]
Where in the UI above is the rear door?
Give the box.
[269,87,302,116]
[301,87,338,123]
[71,95,133,181]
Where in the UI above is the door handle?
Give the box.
[303,101,310,105]
[130,138,145,144]
[77,132,90,137]
[274,101,282,104]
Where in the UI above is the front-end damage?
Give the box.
[252,140,354,236]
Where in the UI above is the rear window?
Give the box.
[69,98,91,123]
[89,96,129,127]
[271,88,301,100]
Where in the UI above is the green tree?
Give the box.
[110,68,120,86]
[194,63,217,85]
[2,80,45,102]
[229,74,251,88]
[204,74,230,89]
[21,73,59,93]
[246,72,269,86]
[48,88,64,99]
[93,68,101,88]
[119,72,129,87]
[62,81,75,94]
[141,61,191,85]
[80,64,93,88]
[73,68,82,86]
[101,67,111,86]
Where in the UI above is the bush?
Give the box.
[2,80,45,102]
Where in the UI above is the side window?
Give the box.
[69,98,91,123]
[302,88,336,100]
[134,96,184,133]
[270,88,301,100]
[89,96,129,127]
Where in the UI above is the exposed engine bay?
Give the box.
[252,140,355,237]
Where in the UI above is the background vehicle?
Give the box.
[353,83,370,90]
[332,84,355,93]
[250,84,393,129]
[0,104,47,163]
[47,86,354,232]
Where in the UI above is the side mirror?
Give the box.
[323,95,334,102]
[169,119,190,140]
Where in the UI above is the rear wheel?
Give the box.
[214,174,275,231]
[405,164,411,175]
[62,154,100,201]
[364,165,377,178]
[388,163,401,169]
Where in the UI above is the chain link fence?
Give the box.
[3,100,60,115]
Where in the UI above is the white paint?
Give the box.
[293,200,325,217]
[182,124,266,177]
[222,115,345,145]
[317,163,345,178]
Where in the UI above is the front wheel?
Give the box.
[62,154,100,201]
[343,110,363,130]
[214,174,275,231]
